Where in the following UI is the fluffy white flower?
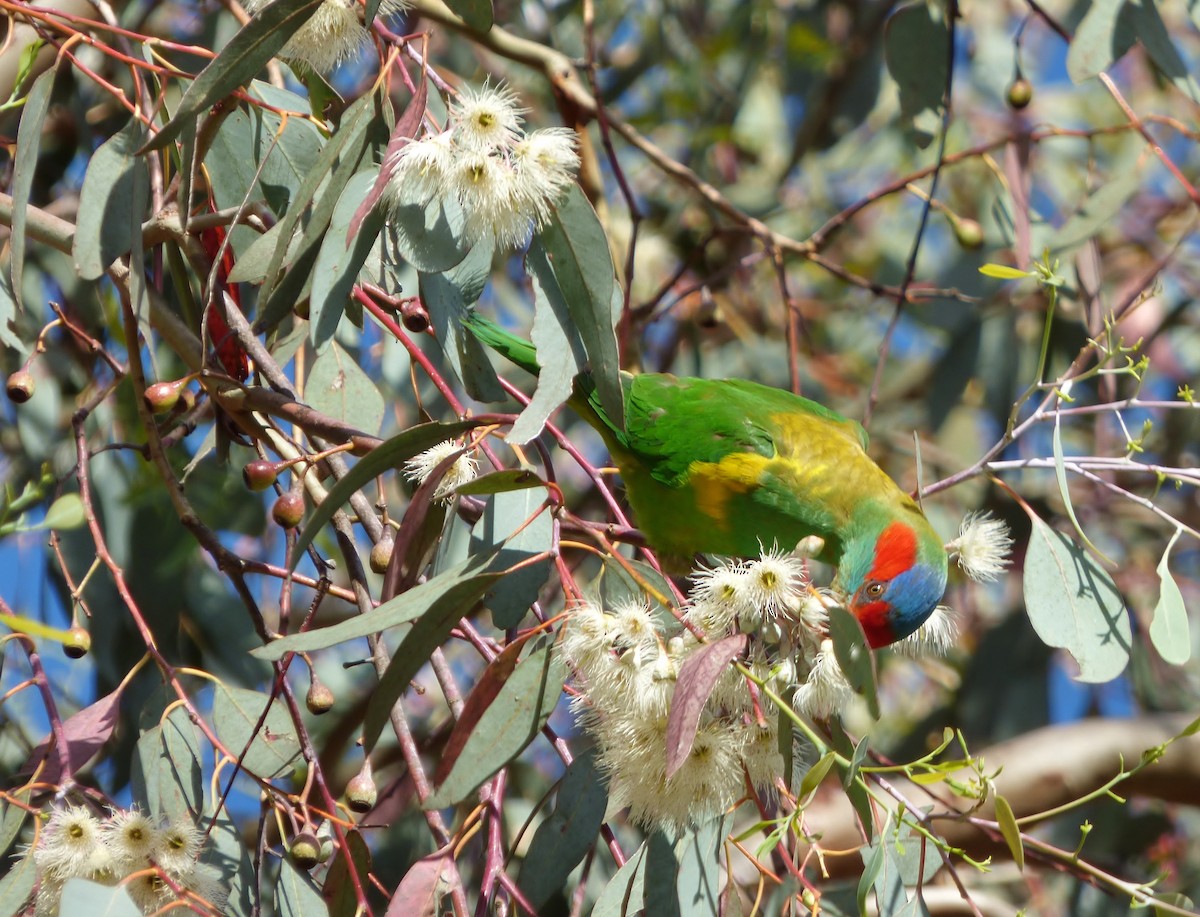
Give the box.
[402,440,477,502]
[104,809,161,872]
[387,132,456,206]
[510,128,580,224]
[34,806,110,880]
[893,605,958,656]
[743,548,808,619]
[244,0,414,73]
[446,150,534,249]
[450,83,526,152]
[154,817,204,879]
[792,639,851,719]
[949,511,1013,582]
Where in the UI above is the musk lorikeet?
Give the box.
[465,312,948,648]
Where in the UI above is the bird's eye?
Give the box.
[865,582,886,599]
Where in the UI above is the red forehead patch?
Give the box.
[867,521,918,582]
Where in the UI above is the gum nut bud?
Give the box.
[369,532,394,574]
[63,626,91,659]
[6,370,35,404]
[170,388,197,416]
[143,380,184,414]
[272,491,305,529]
[400,299,430,334]
[346,769,377,813]
[317,829,334,863]
[243,460,279,491]
[1007,77,1033,110]
[952,216,984,250]
[289,832,322,870]
[306,678,335,715]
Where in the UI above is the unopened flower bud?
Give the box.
[369,531,394,574]
[306,675,335,715]
[346,762,377,813]
[1006,77,1033,110]
[243,460,280,491]
[63,626,91,659]
[289,832,322,870]
[951,215,984,250]
[272,491,305,529]
[6,369,35,404]
[143,379,187,414]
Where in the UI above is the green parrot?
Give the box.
[465,313,948,647]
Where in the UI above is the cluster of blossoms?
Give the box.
[27,806,223,915]
[560,512,1013,834]
[245,0,413,74]
[385,84,581,251]
[403,439,479,503]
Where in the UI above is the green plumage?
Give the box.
[464,312,932,576]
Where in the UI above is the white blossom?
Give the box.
[402,440,477,502]
[949,511,1013,582]
[450,83,526,152]
[792,639,852,719]
[893,605,958,656]
[244,0,414,73]
[34,806,110,880]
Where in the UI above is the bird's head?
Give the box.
[835,517,948,648]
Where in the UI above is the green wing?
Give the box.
[612,375,866,485]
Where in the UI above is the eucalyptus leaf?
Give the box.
[1149,532,1191,666]
[10,67,55,312]
[306,341,386,435]
[74,119,148,280]
[212,684,302,778]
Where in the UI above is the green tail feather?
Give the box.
[463,310,628,447]
[463,311,542,378]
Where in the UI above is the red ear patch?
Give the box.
[867,521,917,582]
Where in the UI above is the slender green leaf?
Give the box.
[323,830,371,917]
[278,858,328,917]
[978,263,1031,280]
[1023,518,1131,683]
[425,636,564,807]
[1052,411,1112,563]
[74,119,148,280]
[857,833,886,917]
[256,551,501,658]
[387,182,471,273]
[1067,0,1131,82]
[454,469,542,496]
[1150,531,1191,665]
[0,838,36,917]
[470,488,553,628]
[289,419,479,570]
[1053,170,1143,253]
[994,793,1024,870]
[144,0,325,151]
[534,185,623,429]
[57,879,141,916]
[675,816,728,917]
[643,831,682,917]
[827,606,879,719]
[10,67,56,312]
[593,842,648,917]
[798,750,837,799]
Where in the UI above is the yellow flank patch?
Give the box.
[689,454,767,527]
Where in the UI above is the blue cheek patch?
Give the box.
[884,563,949,640]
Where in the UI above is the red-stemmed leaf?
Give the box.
[348,74,428,243]
[385,846,455,917]
[25,689,121,785]
[665,633,747,779]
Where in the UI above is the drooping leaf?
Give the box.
[1066,0,1132,82]
[322,829,372,917]
[387,182,471,273]
[9,67,56,312]
[883,2,948,143]
[827,606,879,719]
[258,552,499,659]
[675,816,728,917]
[533,185,624,429]
[0,798,30,863]
[517,750,608,911]
[277,857,328,917]
[1023,518,1132,683]
[349,75,427,242]
[593,842,649,917]
[469,487,553,628]
[857,829,887,917]
[508,239,589,443]
[133,706,203,822]
[212,684,302,778]
[310,168,389,350]
[306,341,386,436]
[798,750,837,799]
[0,825,36,915]
[454,469,543,495]
[665,634,747,779]
[289,418,480,570]
[426,635,564,807]
[643,831,682,917]
[1149,531,1191,666]
[362,564,507,752]
[145,0,326,151]
[74,119,148,280]
[1051,411,1112,563]
[421,243,506,402]
[385,847,455,917]
[1052,169,1143,254]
